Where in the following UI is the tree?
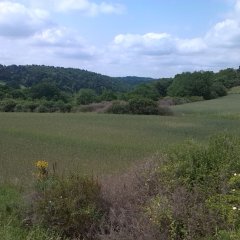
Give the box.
[214,68,240,88]
[100,89,117,101]
[127,83,160,101]
[155,78,173,97]
[167,71,215,100]
[30,83,63,101]
[76,89,97,105]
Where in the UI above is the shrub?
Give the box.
[76,89,97,105]
[14,103,24,112]
[29,167,107,239]
[0,99,17,112]
[78,101,112,113]
[35,105,49,113]
[106,101,129,114]
[97,162,160,240]
[100,90,117,101]
[145,134,240,239]
[58,103,72,113]
[129,98,159,115]
[23,102,39,112]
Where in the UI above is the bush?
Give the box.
[29,173,107,239]
[35,105,49,113]
[106,101,129,114]
[76,89,97,105]
[0,99,17,112]
[144,134,240,239]
[129,98,159,115]
[23,102,39,112]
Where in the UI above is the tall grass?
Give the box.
[1,94,240,182]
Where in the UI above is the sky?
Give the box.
[0,0,240,78]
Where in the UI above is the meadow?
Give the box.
[1,94,240,183]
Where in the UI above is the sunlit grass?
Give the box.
[172,94,240,117]
[228,86,240,94]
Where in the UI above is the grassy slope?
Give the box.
[0,94,240,182]
[172,93,240,118]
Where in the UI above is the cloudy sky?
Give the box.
[0,0,240,77]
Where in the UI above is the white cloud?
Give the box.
[33,27,80,46]
[0,1,51,37]
[176,38,207,54]
[205,19,240,48]
[113,33,206,56]
[31,27,99,62]
[51,0,124,16]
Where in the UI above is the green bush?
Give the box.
[36,105,49,113]
[129,98,159,115]
[30,174,107,239]
[76,89,97,105]
[0,99,17,112]
[106,101,129,114]
[0,186,63,240]
[145,134,240,239]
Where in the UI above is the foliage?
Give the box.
[145,134,240,239]
[0,64,239,113]
[214,68,240,89]
[128,97,160,115]
[167,71,216,99]
[0,99,17,112]
[29,83,65,101]
[106,100,130,114]
[0,64,145,94]
[100,89,117,101]
[76,88,97,105]
[154,78,173,97]
[30,167,107,239]
[0,186,62,240]
[127,83,160,101]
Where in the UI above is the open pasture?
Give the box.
[173,94,240,118]
[1,94,240,182]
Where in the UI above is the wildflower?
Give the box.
[36,160,48,169]
[35,160,48,180]
[234,173,237,176]
[232,189,236,192]
[232,207,237,210]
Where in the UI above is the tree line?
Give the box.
[0,64,239,114]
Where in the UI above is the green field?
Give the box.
[1,94,240,182]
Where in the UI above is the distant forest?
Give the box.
[0,64,239,114]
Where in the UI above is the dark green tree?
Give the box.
[76,89,97,105]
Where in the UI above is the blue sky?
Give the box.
[0,0,240,77]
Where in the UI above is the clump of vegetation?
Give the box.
[107,98,173,115]
[0,185,63,240]
[144,134,240,239]
[28,161,107,239]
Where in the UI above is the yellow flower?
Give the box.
[35,160,48,169]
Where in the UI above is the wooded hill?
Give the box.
[0,64,153,93]
[0,64,239,114]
